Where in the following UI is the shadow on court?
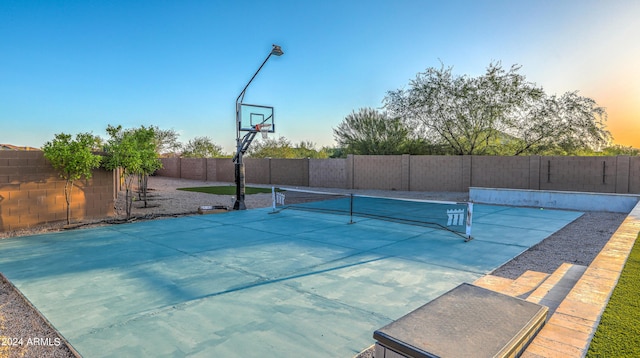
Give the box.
[0,205,581,357]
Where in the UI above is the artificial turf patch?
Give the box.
[587,232,640,357]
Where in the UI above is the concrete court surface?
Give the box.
[0,204,582,357]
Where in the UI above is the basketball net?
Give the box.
[255,124,271,139]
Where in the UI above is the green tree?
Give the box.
[152,127,182,157]
[42,132,102,224]
[291,141,331,158]
[103,125,162,218]
[181,136,225,158]
[504,91,611,155]
[385,62,611,155]
[247,137,330,158]
[333,107,413,155]
[599,144,640,156]
[136,127,163,207]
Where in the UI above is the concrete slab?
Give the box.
[0,204,582,357]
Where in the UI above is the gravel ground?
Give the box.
[0,176,628,357]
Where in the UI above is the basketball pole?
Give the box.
[233,45,283,210]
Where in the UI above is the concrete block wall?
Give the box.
[630,157,640,193]
[205,158,218,181]
[539,156,617,193]
[410,156,464,191]
[615,156,630,194]
[528,156,541,190]
[216,159,235,183]
[156,157,180,177]
[157,158,225,182]
[179,158,207,181]
[352,155,403,190]
[472,156,532,190]
[0,151,115,231]
[309,159,347,188]
[270,159,309,187]
[158,155,640,195]
[244,158,270,184]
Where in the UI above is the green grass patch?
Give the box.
[177,186,273,195]
[587,232,640,357]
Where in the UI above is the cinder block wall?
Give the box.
[630,157,640,193]
[309,159,347,188]
[0,151,115,232]
[410,156,464,191]
[158,155,640,194]
[270,159,309,187]
[471,156,532,190]
[156,157,180,178]
[205,158,217,181]
[353,155,403,190]
[245,158,270,184]
[539,156,618,193]
[180,158,207,180]
[216,159,234,182]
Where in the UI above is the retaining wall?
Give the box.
[470,187,640,213]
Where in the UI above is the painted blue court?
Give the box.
[0,205,581,357]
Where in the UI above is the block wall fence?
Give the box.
[0,151,115,232]
[157,155,640,194]
[2,153,637,232]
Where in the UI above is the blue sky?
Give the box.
[2,0,639,152]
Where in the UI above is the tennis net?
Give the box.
[272,187,473,241]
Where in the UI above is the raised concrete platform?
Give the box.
[470,187,640,213]
[373,283,548,358]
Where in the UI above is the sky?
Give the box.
[1,0,639,153]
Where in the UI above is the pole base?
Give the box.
[233,199,246,210]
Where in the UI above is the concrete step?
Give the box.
[473,274,514,292]
[473,270,549,299]
[526,263,587,317]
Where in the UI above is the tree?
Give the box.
[42,133,102,224]
[333,107,413,155]
[505,91,611,155]
[247,137,330,158]
[152,127,182,157]
[333,107,444,155]
[384,62,611,155]
[103,125,162,218]
[181,137,225,158]
[599,144,640,156]
[136,127,163,207]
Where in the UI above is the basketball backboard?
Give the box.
[238,103,275,133]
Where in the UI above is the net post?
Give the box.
[349,193,354,224]
[465,202,474,242]
[272,186,276,212]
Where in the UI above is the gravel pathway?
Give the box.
[0,176,627,357]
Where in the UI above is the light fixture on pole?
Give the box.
[233,44,284,210]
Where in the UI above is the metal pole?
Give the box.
[234,100,246,210]
[233,45,282,210]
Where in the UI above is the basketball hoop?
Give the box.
[255,124,271,139]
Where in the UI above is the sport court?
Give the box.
[0,202,582,357]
